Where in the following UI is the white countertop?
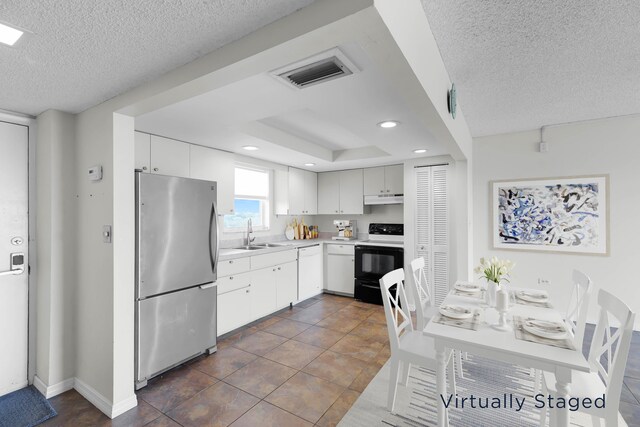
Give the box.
[218,238,359,261]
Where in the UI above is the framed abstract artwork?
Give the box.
[492,175,609,255]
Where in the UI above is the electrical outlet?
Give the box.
[537,278,550,286]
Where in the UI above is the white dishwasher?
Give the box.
[298,244,322,301]
[325,243,355,296]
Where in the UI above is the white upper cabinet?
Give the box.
[363,167,385,195]
[189,145,235,215]
[149,135,190,178]
[304,170,317,214]
[384,164,404,194]
[134,131,151,172]
[317,171,340,214]
[317,169,365,215]
[283,167,317,215]
[339,169,364,214]
[288,167,305,215]
[363,164,404,195]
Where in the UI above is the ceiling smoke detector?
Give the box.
[272,48,359,90]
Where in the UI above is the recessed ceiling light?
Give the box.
[413,149,428,154]
[378,120,399,129]
[242,145,259,151]
[304,163,315,167]
[0,22,24,46]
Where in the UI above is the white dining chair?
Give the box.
[538,289,635,427]
[380,268,456,413]
[410,257,465,378]
[533,269,593,394]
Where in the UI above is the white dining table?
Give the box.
[422,288,590,427]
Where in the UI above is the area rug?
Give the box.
[0,386,57,427]
[339,354,627,427]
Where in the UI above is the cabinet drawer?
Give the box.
[251,249,297,270]
[326,243,355,255]
[217,257,250,277]
[217,271,251,295]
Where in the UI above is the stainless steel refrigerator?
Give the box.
[135,171,219,389]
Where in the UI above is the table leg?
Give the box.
[552,368,571,427]
[435,341,448,427]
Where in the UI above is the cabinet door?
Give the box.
[339,169,364,214]
[363,167,385,195]
[276,261,298,309]
[150,135,190,177]
[288,167,305,215]
[250,267,277,320]
[384,164,404,194]
[274,169,289,215]
[189,145,235,215]
[217,287,251,335]
[317,172,340,215]
[326,254,354,295]
[135,132,151,172]
[304,171,317,214]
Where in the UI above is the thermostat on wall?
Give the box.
[88,165,103,181]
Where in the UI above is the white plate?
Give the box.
[454,282,481,293]
[439,305,473,319]
[523,319,567,340]
[515,291,549,303]
[285,226,295,240]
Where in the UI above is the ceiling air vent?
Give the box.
[273,48,359,89]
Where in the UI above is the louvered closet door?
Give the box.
[415,165,449,306]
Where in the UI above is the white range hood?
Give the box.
[364,194,404,205]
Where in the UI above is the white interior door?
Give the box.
[0,121,29,397]
[415,165,449,306]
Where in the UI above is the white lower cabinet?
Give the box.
[276,261,298,309]
[215,249,300,336]
[251,266,278,320]
[217,271,252,335]
[325,244,355,295]
[298,245,323,300]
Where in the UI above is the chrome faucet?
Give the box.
[245,218,255,246]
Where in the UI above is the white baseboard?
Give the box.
[74,377,137,419]
[33,375,74,399]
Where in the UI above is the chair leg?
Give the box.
[456,350,464,379]
[388,358,400,412]
[538,404,547,427]
[447,353,456,396]
[591,414,603,427]
[401,361,411,386]
[603,411,616,427]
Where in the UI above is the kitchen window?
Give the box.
[223,165,270,231]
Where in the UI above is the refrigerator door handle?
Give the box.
[199,282,216,290]
[210,200,220,276]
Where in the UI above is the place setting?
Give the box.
[513,316,576,350]
[452,280,485,300]
[512,289,553,308]
[432,303,481,330]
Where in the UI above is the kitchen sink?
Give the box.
[232,245,265,250]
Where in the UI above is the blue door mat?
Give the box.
[0,386,57,427]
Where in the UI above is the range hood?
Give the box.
[364,194,404,205]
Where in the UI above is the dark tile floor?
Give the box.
[42,294,389,426]
[38,298,640,426]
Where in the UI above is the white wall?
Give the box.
[35,110,76,390]
[473,115,640,328]
[313,204,404,238]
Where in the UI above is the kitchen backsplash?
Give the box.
[313,204,404,237]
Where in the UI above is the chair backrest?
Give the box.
[587,289,636,412]
[410,257,433,330]
[565,269,593,348]
[380,268,414,352]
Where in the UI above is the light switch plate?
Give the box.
[88,165,103,181]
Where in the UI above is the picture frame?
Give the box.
[491,175,609,255]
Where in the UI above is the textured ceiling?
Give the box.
[0,0,314,116]
[421,0,640,136]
